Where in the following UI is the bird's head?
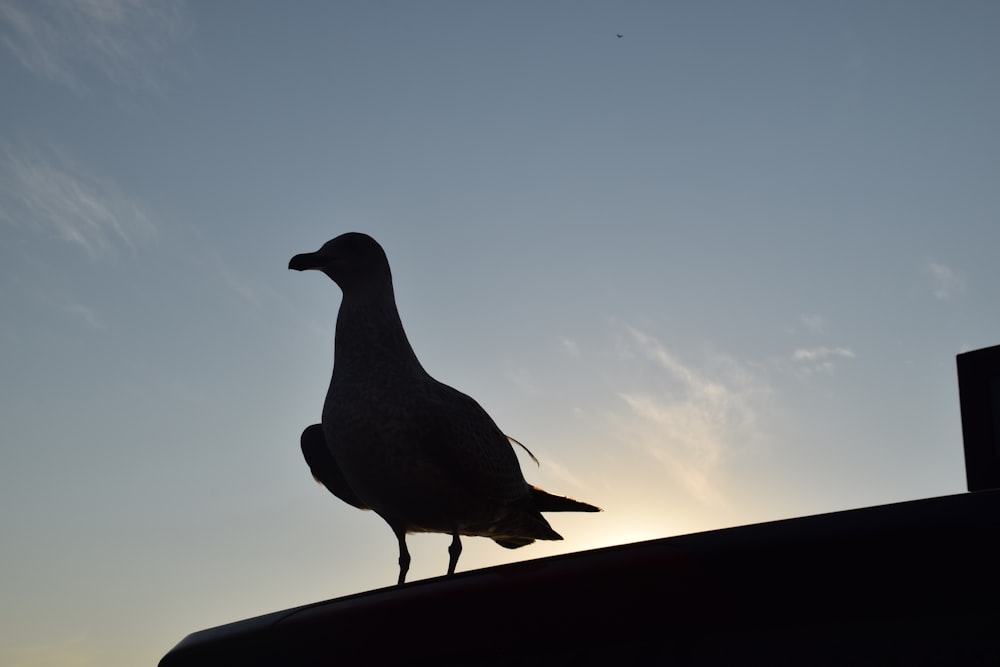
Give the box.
[288,232,392,290]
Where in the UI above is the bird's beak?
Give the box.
[289,252,323,271]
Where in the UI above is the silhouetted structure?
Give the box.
[958,343,1000,491]
[159,346,1000,666]
[289,233,598,584]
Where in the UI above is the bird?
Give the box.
[616,33,623,38]
[290,232,600,585]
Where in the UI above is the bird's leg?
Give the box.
[447,528,462,576]
[395,528,410,585]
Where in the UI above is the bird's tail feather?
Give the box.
[530,487,601,513]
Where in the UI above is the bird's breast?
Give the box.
[320,380,451,512]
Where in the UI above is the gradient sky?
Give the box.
[2,2,999,665]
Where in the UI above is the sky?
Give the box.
[1,1,999,664]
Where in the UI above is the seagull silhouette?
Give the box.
[290,233,600,585]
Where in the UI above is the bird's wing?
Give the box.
[300,424,370,510]
[420,382,531,504]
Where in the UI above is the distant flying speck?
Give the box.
[289,232,601,585]
[617,34,623,38]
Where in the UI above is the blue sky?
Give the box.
[2,1,999,664]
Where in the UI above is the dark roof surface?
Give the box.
[160,489,1000,666]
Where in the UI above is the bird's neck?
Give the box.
[333,283,426,381]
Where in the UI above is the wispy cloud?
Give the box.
[24,286,109,330]
[610,324,771,506]
[202,246,261,308]
[784,313,828,336]
[558,335,581,357]
[0,142,157,259]
[792,346,855,362]
[925,259,965,300]
[800,313,826,333]
[537,456,588,491]
[58,299,107,331]
[504,366,540,395]
[790,346,855,375]
[0,0,190,93]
